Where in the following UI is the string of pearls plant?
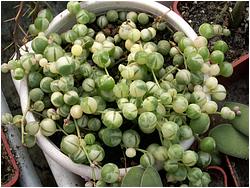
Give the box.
[2,1,237,186]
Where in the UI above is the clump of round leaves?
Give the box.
[122,103,138,120]
[88,144,105,162]
[92,50,111,68]
[44,44,64,62]
[87,118,101,131]
[211,84,227,101]
[197,151,212,167]
[51,91,64,107]
[129,80,147,98]
[55,56,75,76]
[13,68,25,80]
[67,1,81,15]
[1,113,13,125]
[146,52,164,70]
[161,121,179,140]
[168,144,184,161]
[64,90,79,105]
[138,112,157,134]
[219,61,233,77]
[69,148,87,164]
[97,75,115,91]
[178,37,194,52]
[102,128,122,147]
[142,96,158,112]
[122,129,140,148]
[210,50,224,64]
[176,69,191,85]
[97,16,108,29]
[29,88,44,102]
[182,150,198,167]
[84,133,96,145]
[76,9,90,24]
[173,96,188,113]
[101,163,120,183]
[199,23,214,39]
[221,107,235,120]
[164,159,179,173]
[102,111,123,129]
[31,35,48,54]
[23,134,36,148]
[186,53,204,72]
[70,105,83,119]
[106,10,118,22]
[25,121,40,135]
[80,97,97,114]
[40,118,57,136]
[186,104,201,119]
[140,152,155,168]
[125,148,136,158]
[190,113,210,134]
[213,40,229,53]
[157,40,171,55]
[60,134,79,155]
[34,17,49,31]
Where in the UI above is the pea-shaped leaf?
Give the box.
[121,166,144,187]
[140,166,163,187]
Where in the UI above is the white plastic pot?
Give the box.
[12,0,197,180]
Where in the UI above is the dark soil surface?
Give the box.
[1,140,15,186]
[228,156,249,187]
[178,1,249,63]
[226,73,249,105]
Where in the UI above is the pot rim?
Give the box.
[172,1,181,16]
[206,165,228,187]
[11,0,199,179]
[1,129,20,187]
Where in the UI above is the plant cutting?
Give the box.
[1,1,248,186]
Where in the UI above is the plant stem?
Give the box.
[194,134,201,142]
[13,1,24,59]
[151,69,160,88]
[91,168,96,185]
[74,119,81,139]
[136,148,148,154]
[56,124,68,136]
[21,96,30,144]
[206,91,227,94]
[120,145,127,173]
[213,112,221,115]
[183,57,188,70]
[157,128,164,145]
[160,65,178,81]
[30,110,46,118]
[73,119,93,166]
[104,67,110,76]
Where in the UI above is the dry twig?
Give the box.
[13,1,24,59]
